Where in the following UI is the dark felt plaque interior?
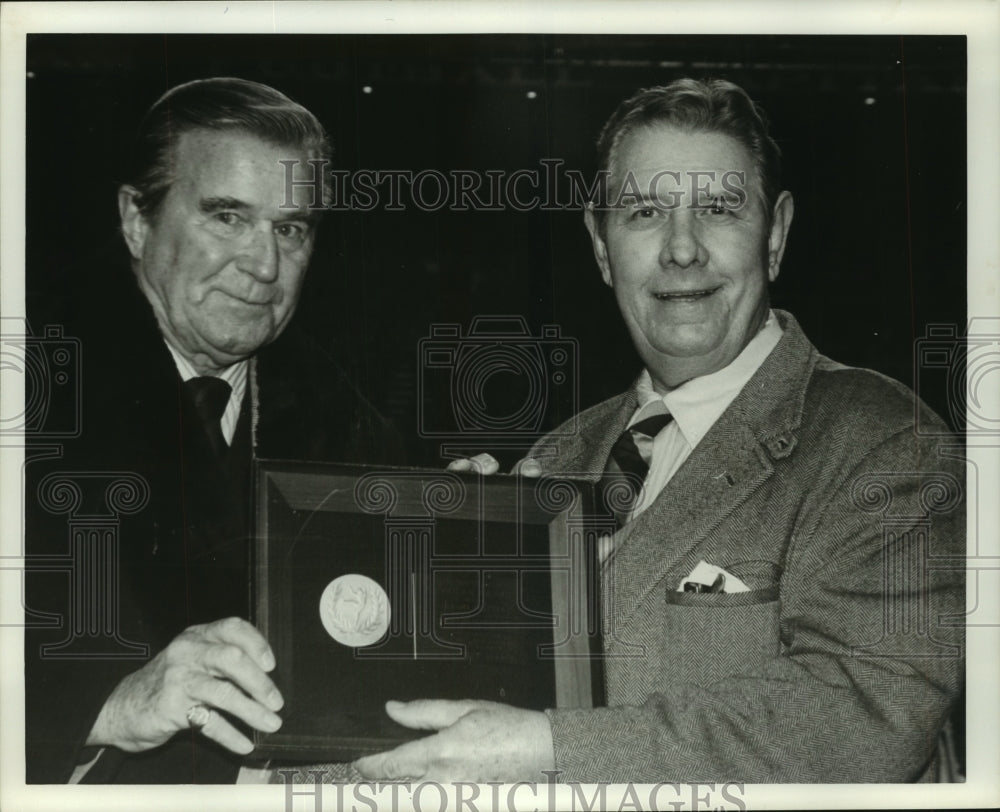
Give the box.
[253,461,604,761]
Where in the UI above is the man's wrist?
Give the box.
[84,701,111,747]
[85,679,126,748]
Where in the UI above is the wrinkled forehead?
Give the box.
[170,127,324,216]
[608,123,764,205]
[173,126,318,166]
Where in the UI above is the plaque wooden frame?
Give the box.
[252,460,605,761]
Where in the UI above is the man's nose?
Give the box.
[236,224,279,282]
[659,210,704,268]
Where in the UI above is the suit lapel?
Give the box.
[544,389,637,479]
[554,311,820,638]
[605,411,775,629]
[541,382,779,630]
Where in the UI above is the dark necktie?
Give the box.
[601,412,674,525]
[184,376,231,459]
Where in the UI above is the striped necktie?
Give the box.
[601,412,673,526]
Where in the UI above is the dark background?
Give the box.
[25,34,967,466]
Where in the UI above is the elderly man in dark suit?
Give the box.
[25,77,399,784]
[355,78,964,783]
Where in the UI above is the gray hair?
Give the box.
[592,78,782,228]
[126,77,331,217]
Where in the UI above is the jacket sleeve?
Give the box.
[544,427,965,782]
[24,639,132,783]
[23,476,145,783]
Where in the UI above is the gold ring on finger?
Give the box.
[186,704,213,729]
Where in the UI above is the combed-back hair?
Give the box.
[126,77,331,217]
[592,78,782,227]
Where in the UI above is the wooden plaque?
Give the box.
[252,461,606,761]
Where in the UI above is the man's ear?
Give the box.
[583,205,613,288]
[118,186,149,262]
[766,191,794,283]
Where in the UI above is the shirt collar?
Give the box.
[163,340,247,401]
[632,310,784,448]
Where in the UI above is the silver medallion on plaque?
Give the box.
[318,574,391,648]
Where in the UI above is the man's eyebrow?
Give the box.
[274,208,315,222]
[617,192,658,205]
[200,196,323,225]
[274,208,323,227]
[199,196,252,214]
[621,193,678,208]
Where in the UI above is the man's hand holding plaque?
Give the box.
[354,699,554,782]
[87,617,283,755]
[446,453,543,477]
[352,454,556,782]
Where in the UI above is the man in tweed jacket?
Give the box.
[355,79,964,783]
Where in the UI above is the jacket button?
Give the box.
[767,434,796,458]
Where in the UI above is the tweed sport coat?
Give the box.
[532,310,964,783]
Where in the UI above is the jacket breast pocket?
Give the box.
[660,586,781,688]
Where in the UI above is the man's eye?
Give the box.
[214,212,243,226]
[704,197,732,216]
[633,207,658,219]
[274,222,307,243]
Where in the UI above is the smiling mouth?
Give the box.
[652,287,720,302]
[218,290,273,307]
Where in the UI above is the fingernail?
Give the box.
[267,714,282,732]
[386,700,402,711]
[518,458,541,476]
[269,688,284,710]
[262,650,276,671]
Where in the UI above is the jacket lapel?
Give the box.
[579,311,819,634]
[542,389,637,479]
[605,412,775,628]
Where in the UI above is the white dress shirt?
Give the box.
[165,343,247,444]
[627,311,784,521]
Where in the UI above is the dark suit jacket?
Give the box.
[24,268,402,783]
[532,311,964,782]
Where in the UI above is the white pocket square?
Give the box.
[678,560,750,594]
